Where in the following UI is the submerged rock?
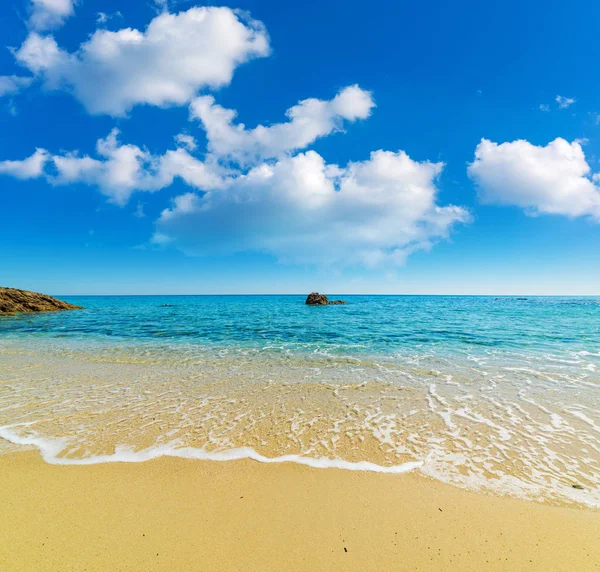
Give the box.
[305,292,346,306]
[0,287,82,315]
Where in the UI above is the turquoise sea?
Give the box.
[0,295,599,507]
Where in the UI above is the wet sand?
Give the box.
[0,451,598,571]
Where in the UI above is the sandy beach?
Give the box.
[1,451,598,571]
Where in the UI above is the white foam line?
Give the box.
[0,426,423,474]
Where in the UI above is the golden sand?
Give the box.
[0,452,598,571]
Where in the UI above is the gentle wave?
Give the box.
[0,426,423,473]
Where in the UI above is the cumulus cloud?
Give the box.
[154,150,469,266]
[0,75,33,97]
[556,95,576,109]
[15,6,270,116]
[2,5,469,268]
[468,138,600,221]
[190,85,374,163]
[14,33,63,74]
[0,148,49,179]
[0,130,228,205]
[29,0,76,31]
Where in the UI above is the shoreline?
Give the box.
[1,451,598,571]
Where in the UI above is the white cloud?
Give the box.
[468,138,600,221]
[539,104,550,112]
[190,85,374,163]
[0,148,49,179]
[15,6,270,116]
[157,148,228,192]
[14,33,64,74]
[175,133,197,151]
[0,75,33,97]
[29,0,76,31]
[155,149,469,266]
[51,129,165,205]
[96,11,122,25]
[0,130,228,205]
[556,95,576,109]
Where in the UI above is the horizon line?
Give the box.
[52,293,600,297]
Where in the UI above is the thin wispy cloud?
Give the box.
[556,95,576,109]
[0,75,33,98]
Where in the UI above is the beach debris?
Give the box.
[572,484,584,490]
[305,292,346,305]
[0,287,82,315]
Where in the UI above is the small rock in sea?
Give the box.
[572,484,584,490]
[159,304,175,307]
[305,292,346,305]
[306,292,329,305]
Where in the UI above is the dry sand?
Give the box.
[0,451,598,571]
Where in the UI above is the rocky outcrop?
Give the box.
[306,292,329,305]
[0,287,82,315]
[305,292,346,306]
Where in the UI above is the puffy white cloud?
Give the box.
[15,7,269,116]
[51,129,166,205]
[157,148,228,192]
[0,148,49,179]
[190,85,374,163]
[0,75,33,97]
[468,138,600,221]
[556,95,576,109]
[29,0,76,31]
[155,149,469,266]
[0,130,227,205]
[14,33,63,75]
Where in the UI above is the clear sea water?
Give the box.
[0,295,599,507]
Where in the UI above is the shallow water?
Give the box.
[0,295,598,507]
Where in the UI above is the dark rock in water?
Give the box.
[159,304,175,307]
[306,292,329,305]
[0,287,82,315]
[305,292,346,305]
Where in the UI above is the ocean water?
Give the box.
[0,295,599,507]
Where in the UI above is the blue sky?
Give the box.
[1,0,599,295]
